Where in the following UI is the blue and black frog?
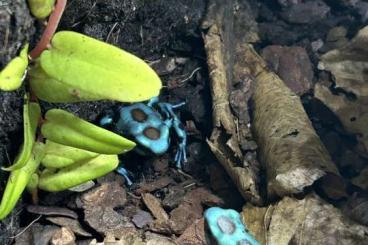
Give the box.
[99,97,187,184]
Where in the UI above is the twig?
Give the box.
[127,192,141,199]
[106,22,119,42]
[9,214,42,239]
[177,67,201,87]
[29,0,67,59]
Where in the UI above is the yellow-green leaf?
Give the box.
[41,109,136,154]
[2,97,41,171]
[38,154,119,192]
[27,0,55,19]
[0,44,29,91]
[29,31,162,103]
[0,142,44,220]
[42,140,99,168]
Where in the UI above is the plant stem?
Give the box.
[29,0,67,59]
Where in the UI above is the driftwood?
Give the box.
[202,0,262,205]
[243,45,344,198]
[203,0,343,200]
[241,194,368,245]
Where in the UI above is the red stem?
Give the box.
[29,0,67,59]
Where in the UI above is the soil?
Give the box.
[0,0,368,244]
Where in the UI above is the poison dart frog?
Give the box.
[99,97,187,185]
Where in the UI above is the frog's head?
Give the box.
[204,207,261,245]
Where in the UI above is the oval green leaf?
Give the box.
[41,109,136,154]
[0,142,44,220]
[27,0,55,19]
[29,31,161,103]
[38,154,119,192]
[42,140,99,168]
[2,98,41,171]
[0,44,29,91]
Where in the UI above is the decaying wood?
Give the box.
[202,0,262,205]
[241,194,368,245]
[242,45,344,198]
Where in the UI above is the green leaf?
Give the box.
[41,109,136,154]
[42,140,99,168]
[27,0,55,19]
[29,31,162,103]
[38,154,119,192]
[2,97,41,171]
[0,44,29,91]
[0,142,44,220]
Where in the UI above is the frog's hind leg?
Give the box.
[158,102,187,168]
[173,117,187,169]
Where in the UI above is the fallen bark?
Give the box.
[243,45,344,198]
[202,0,262,205]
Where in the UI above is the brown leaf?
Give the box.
[27,205,78,219]
[46,216,92,237]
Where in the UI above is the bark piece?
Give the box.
[202,0,262,205]
[245,44,342,198]
[80,181,127,208]
[242,194,368,245]
[136,177,173,194]
[176,218,206,245]
[84,205,136,238]
[142,193,169,222]
[169,187,223,235]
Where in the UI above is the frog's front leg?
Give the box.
[159,102,187,168]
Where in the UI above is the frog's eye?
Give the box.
[143,127,161,140]
[217,215,236,234]
[131,108,148,122]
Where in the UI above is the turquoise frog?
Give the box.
[99,97,187,184]
[204,207,261,245]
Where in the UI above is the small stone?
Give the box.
[162,186,185,209]
[240,140,258,151]
[132,210,154,228]
[261,45,314,95]
[280,1,330,24]
[311,39,324,52]
[50,227,75,245]
[152,158,169,174]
